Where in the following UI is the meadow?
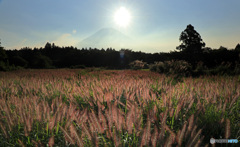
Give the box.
[0,69,239,146]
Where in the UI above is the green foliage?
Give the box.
[234,62,240,75]
[198,104,226,143]
[2,40,240,75]
[0,42,7,62]
[235,43,240,51]
[151,59,240,76]
[228,96,240,138]
[176,24,205,53]
[0,41,9,71]
[11,56,28,67]
[0,61,18,71]
[193,61,205,76]
[206,62,233,75]
[129,60,147,70]
[0,61,7,71]
[121,130,139,146]
[44,42,52,50]
[150,60,192,76]
[166,60,192,76]
[149,62,165,73]
[0,121,66,146]
[74,95,91,110]
[119,92,127,113]
[32,54,53,69]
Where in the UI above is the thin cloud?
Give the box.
[72,30,77,34]
[10,39,28,49]
[52,33,78,47]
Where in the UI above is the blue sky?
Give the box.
[0,0,240,53]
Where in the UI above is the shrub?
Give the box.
[206,62,232,75]
[234,62,240,75]
[149,62,165,73]
[150,60,192,76]
[0,61,7,71]
[192,61,206,76]
[169,60,192,76]
[129,60,147,70]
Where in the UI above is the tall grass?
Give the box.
[0,69,239,146]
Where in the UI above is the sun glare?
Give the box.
[114,7,131,27]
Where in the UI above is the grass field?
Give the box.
[0,69,239,146]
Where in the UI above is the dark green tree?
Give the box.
[11,56,28,67]
[218,46,227,51]
[44,42,52,50]
[176,24,205,53]
[0,40,7,61]
[0,39,8,71]
[32,54,53,68]
[235,43,240,52]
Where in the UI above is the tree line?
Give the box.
[0,24,240,74]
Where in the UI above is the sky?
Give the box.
[0,0,240,53]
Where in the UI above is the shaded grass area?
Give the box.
[0,69,239,146]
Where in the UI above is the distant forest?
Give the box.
[1,24,240,75]
[0,43,239,71]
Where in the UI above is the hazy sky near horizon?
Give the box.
[0,0,240,53]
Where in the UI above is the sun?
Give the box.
[114,7,131,27]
